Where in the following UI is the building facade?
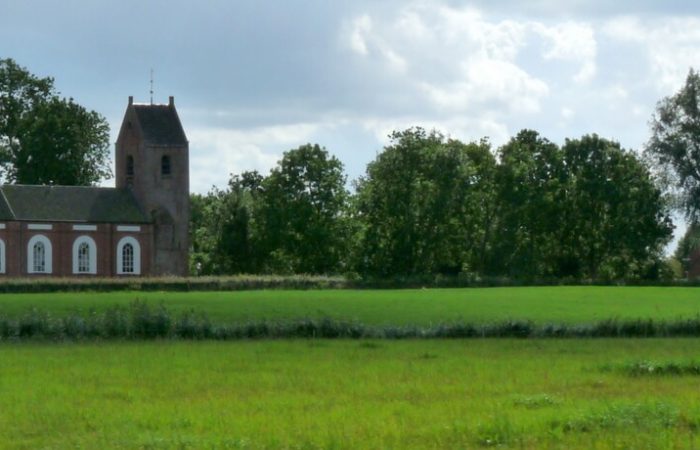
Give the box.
[0,97,189,277]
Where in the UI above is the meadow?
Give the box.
[3,286,700,448]
[3,339,700,449]
[0,285,699,325]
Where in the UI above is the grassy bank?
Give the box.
[0,286,698,325]
[2,339,700,449]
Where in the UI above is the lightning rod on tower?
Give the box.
[150,69,154,105]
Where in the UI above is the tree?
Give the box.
[561,135,673,279]
[0,58,111,185]
[354,128,496,277]
[489,130,564,278]
[646,68,700,222]
[491,130,672,280]
[257,144,350,274]
[190,171,264,275]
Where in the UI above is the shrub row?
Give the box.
[0,275,347,293]
[2,274,700,294]
[5,302,700,341]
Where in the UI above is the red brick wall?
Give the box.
[0,221,153,277]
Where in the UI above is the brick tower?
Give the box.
[115,96,189,276]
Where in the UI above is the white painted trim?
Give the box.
[116,236,141,275]
[0,224,6,230]
[72,235,97,275]
[28,224,52,231]
[27,234,52,274]
[0,239,5,274]
[73,224,97,231]
[117,225,141,232]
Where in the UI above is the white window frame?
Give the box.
[0,239,5,274]
[27,234,52,274]
[72,235,97,275]
[116,236,141,275]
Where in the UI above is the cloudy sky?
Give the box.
[2,0,700,243]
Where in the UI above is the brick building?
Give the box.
[0,96,189,277]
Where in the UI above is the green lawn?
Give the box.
[2,339,700,449]
[0,286,698,324]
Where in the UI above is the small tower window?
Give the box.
[126,155,134,176]
[161,155,171,176]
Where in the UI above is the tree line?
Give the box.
[4,58,700,280]
[190,129,674,280]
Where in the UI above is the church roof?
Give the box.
[0,185,150,223]
[132,103,188,146]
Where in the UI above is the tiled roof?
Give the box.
[0,185,150,223]
[133,104,188,146]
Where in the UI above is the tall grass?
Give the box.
[6,301,700,341]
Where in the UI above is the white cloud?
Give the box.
[604,16,700,92]
[344,2,600,119]
[532,21,597,83]
[187,123,321,193]
[349,15,371,56]
[362,115,510,148]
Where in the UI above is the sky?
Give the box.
[2,0,700,246]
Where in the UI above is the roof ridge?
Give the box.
[7,184,119,190]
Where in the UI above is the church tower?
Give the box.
[115,96,189,276]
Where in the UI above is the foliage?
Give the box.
[646,68,700,222]
[674,224,700,274]
[190,127,670,281]
[0,58,111,185]
[258,144,350,274]
[490,131,672,280]
[190,171,264,274]
[354,128,496,276]
[489,130,564,277]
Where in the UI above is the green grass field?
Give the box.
[0,286,698,324]
[2,339,700,449]
[3,286,700,448]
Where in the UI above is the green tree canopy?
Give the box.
[354,128,496,277]
[258,144,350,274]
[0,58,111,185]
[646,68,700,222]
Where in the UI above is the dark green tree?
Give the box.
[258,144,350,274]
[561,135,673,279]
[190,171,264,275]
[354,128,496,277]
[489,130,564,278]
[0,58,111,185]
[646,68,700,222]
[674,224,700,275]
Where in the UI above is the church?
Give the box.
[0,96,189,277]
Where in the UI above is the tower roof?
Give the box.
[131,101,188,146]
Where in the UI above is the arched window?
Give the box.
[116,236,141,275]
[161,155,171,176]
[27,235,52,274]
[126,155,134,176]
[123,244,134,272]
[72,236,97,274]
[0,239,6,274]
